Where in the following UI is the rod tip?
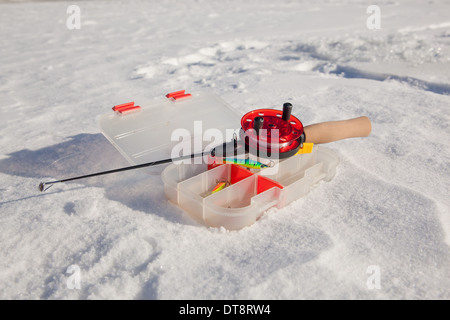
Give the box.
[38,182,45,192]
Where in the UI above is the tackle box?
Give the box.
[161,146,338,230]
[99,90,339,230]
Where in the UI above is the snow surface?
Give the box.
[1,0,449,300]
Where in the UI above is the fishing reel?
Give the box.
[239,103,305,159]
[211,102,305,160]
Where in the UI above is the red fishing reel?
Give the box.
[239,103,305,159]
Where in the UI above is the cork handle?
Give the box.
[304,116,372,144]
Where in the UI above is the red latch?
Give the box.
[166,90,192,101]
[112,102,141,114]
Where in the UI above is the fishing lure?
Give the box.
[211,179,231,194]
[202,179,231,197]
[222,158,271,169]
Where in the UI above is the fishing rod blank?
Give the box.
[38,151,205,192]
[38,138,242,192]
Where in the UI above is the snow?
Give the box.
[1,0,449,300]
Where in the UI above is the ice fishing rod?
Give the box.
[39,102,371,192]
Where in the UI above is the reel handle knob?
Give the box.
[282,103,292,122]
[253,117,264,136]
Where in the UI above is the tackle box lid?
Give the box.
[98,90,242,170]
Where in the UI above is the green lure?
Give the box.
[222,158,269,169]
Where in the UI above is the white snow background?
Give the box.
[0,0,449,300]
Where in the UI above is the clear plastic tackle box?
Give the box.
[99,90,339,230]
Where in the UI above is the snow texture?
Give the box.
[0,0,449,299]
